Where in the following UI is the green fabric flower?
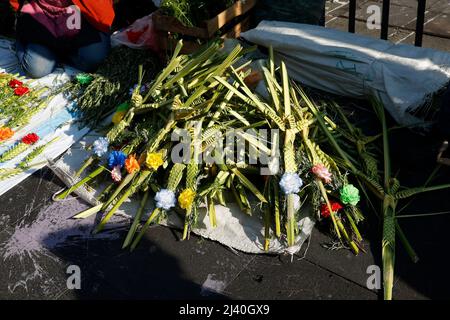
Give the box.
[340,184,360,206]
[76,73,93,85]
[116,102,130,112]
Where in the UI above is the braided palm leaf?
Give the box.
[382,210,396,300]
[283,129,297,173]
[182,158,200,240]
[394,183,450,200]
[0,168,23,181]
[94,170,153,233]
[283,129,298,247]
[361,151,380,182]
[7,100,48,129]
[106,118,130,143]
[0,142,31,162]
[390,178,400,194]
[310,141,332,170]
[167,163,186,191]
[18,138,58,169]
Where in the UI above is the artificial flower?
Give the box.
[21,133,39,145]
[112,111,126,125]
[111,165,122,182]
[279,172,303,195]
[0,127,14,142]
[14,86,30,96]
[178,189,195,209]
[145,152,164,170]
[129,83,148,96]
[320,201,343,218]
[108,151,126,169]
[155,189,176,210]
[76,73,93,85]
[116,102,130,113]
[92,137,109,157]
[340,184,360,206]
[125,154,140,174]
[311,164,332,184]
[9,79,23,88]
[292,193,301,212]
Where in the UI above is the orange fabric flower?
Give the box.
[125,154,140,174]
[0,127,14,142]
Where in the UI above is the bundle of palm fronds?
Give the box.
[56,40,365,255]
[62,46,161,127]
[55,40,450,300]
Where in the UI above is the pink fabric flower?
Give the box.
[311,164,332,184]
[111,165,122,182]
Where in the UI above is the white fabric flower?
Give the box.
[92,137,109,157]
[292,193,301,212]
[279,172,303,194]
[111,165,122,182]
[155,189,176,210]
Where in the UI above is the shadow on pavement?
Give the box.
[42,227,229,300]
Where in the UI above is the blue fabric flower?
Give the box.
[129,83,148,96]
[92,137,109,157]
[279,172,303,195]
[108,151,126,169]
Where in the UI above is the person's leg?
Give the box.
[15,41,57,78]
[67,32,111,72]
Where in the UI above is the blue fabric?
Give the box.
[15,32,110,78]
[15,41,57,79]
[67,32,111,72]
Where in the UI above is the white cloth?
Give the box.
[241,21,450,125]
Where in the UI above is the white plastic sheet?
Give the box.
[241,21,450,125]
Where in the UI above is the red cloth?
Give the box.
[10,0,114,33]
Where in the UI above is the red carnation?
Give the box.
[14,86,30,96]
[9,79,23,88]
[21,133,40,145]
[320,201,343,218]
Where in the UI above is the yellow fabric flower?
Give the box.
[112,111,126,125]
[145,152,164,170]
[178,189,196,210]
[125,154,140,174]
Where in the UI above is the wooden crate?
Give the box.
[153,0,256,53]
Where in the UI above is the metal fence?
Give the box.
[347,0,427,46]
